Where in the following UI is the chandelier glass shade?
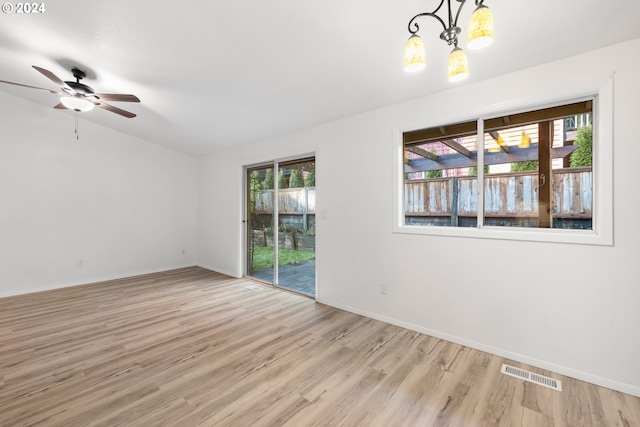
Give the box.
[448,47,469,82]
[404,0,493,82]
[404,35,427,72]
[467,5,494,50]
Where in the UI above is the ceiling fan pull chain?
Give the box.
[75,113,79,140]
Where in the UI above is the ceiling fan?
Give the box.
[0,66,140,118]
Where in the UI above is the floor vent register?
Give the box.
[501,363,562,391]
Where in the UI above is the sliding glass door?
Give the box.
[245,157,315,296]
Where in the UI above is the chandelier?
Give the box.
[404,0,494,82]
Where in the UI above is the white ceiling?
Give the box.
[1,0,640,156]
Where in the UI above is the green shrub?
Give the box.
[468,165,489,175]
[263,168,274,189]
[249,170,261,201]
[289,169,304,188]
[304,171,315,187]
[511,161,538,172]
[570,126,593,167]
[278,169,287,189]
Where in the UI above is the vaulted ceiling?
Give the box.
[1,0,640,156]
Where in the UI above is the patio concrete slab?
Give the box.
[249,259,315,296]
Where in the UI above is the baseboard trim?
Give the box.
[196,264,240,279]
[0,264,196,299]
[316,297,640,398]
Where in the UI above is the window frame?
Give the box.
[392,78,613,246]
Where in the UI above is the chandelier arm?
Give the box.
[407,0,448,35]
[407,11,448,35]
[452,0,469,28]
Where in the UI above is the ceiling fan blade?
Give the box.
[0,79,60,94]
[53,103,68,109]
[95,101,136,118]
[32,65,74,93]
[94,93,140,103]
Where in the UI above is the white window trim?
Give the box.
[392,78,613,246]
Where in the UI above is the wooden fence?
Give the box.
[253,187,316,233]
[405,168,592,220]
[254,187,315,214]
[252,169,592,228]
[251,230,315,252]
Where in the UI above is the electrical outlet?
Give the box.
[379,283,387,295]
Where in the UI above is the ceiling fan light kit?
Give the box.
[60,95,95,112]
[404,0,494,82]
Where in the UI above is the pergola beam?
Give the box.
[405,144,578,173]
[407,146,438,161]
[488,132,511,153]
[441,139,472,158]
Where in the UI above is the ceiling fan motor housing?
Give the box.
[64,81,95,96]
[64,67,94,96]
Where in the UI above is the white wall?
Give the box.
[0,92,198,297]
[197,38,640,397]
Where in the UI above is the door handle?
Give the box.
[534,173,546,191]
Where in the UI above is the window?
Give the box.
[482,103,592,230]
[404,120,479,227]
[393,79,612,245]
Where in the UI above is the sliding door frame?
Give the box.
[242,153,316,295]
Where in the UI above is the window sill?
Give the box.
[393,223,612,246]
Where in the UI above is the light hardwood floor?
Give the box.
[1,267,639,426]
